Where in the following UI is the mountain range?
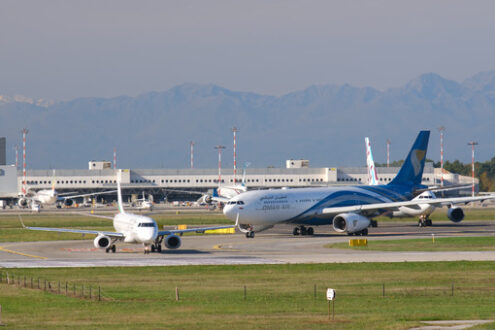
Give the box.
[1,71,495,169]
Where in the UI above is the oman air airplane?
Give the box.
[365,136,477,227]
[223,131,495,238]
[21,170,234,253]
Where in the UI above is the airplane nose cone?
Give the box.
[138,229,157,243]
[223,205,235,220]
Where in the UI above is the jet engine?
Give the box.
[94,235,112,249]
[164,234,182,249]
[447,206,464,223]
[64,199,74,207]
[332,213,370,235]
[17,198,29,208]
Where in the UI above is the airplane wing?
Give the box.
[158,225,235,236]
[23,226,125,237]
[77,212,115,220]
[321,194,495,216]
[18,215,121,236]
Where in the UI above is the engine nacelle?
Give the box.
[333,213,370,234]
[64,199,74,207]
[94,235,112,249]
[18,198,28,208]
[447,207,464,223]
[164,234,182,249]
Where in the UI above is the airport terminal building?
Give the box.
[0,159,476,204]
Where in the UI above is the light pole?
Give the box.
[386,139,391,168]
[232,127,239,184]
[438,126,445,187]
[468,141,478,197]
[190,141,195,169]
[214,145,226,184]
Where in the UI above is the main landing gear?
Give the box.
[347,228,368,236]
[105,245,116,253]
[245,231,255,238]
[418,215,432,227]
[293,226,314,236]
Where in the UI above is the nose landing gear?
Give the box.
[105,245,116,253]
[245,231,255,238]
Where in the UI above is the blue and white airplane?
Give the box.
[223,131,495,238]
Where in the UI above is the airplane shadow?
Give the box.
[157,249,210,255]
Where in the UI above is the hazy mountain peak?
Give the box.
[462,70,495,92]
[403,72,463,100]
[0,94,54,107]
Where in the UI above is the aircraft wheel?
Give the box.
[111,245,116,253]
[307,227,314,235]
[105,248,110,253]
[418,219,425,227]
[293,227,300,236]
[371,220,378,228]
[151,245,156,253]
[249,231,255,238]
[157,245,162,252]
[361,228,368,236]
[425,219,432,226]
[300,226,307,235]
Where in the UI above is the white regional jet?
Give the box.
[365,136,472,227]
[223,131,495,238]
[21,170,235,253]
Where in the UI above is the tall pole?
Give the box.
[232,127,239,184]
[14,144,19,170]
[113,147,117,169]
[190,141,194,169]
[21,128,28,195]
[214,145,225,184]
[468,141,478,197]
[438,126,445,187]
[386,139,391,168]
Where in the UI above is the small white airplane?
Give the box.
[365,136,472,227]
[132,191,154,211]
[223,131,495,238]
[20,170,235,253]
[18,170,115,211]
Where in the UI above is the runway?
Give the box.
[1,221,495,268]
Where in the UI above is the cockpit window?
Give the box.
[227,201,244,205]
[138,223,155,227]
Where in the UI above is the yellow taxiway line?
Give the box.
[0,246,47,259]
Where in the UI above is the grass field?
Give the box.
[0,212,231,242]
[326,236,495,252]
[0,262,495,329]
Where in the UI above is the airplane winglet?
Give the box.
[18,215,26,228]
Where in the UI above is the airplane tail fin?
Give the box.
[117,170,125,214]
[365,137,379,186]
[212,188,219,198]
[389,131,430,187]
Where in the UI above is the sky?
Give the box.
[1,0,495,100]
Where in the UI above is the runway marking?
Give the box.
[0,246,47,260]
[212,244,241,251]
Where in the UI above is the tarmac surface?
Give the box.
[1,220,495,268]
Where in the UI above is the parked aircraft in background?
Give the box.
[365,137,477,227]
[21,170,234,253]
[17,170,115,211]
[223,131,495,238]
